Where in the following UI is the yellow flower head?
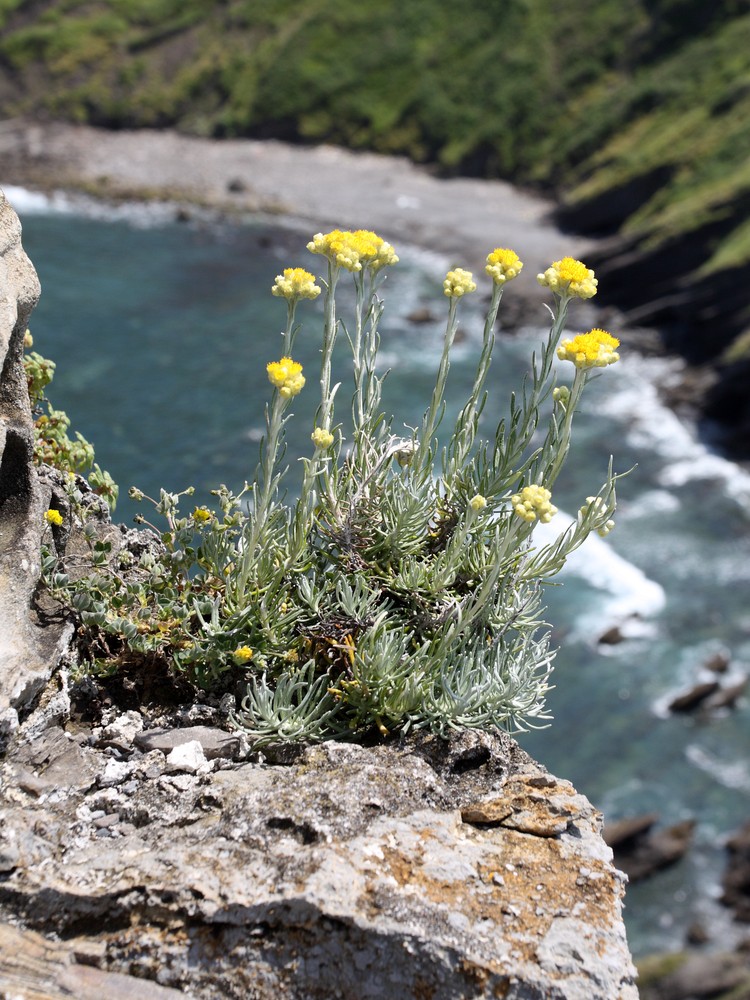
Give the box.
[485,248,523,286]
[44,508,64,527]
[537,257,598,299]
[267,356,306,398]
[232,645,254,664]
[443,268,477,298]
[511,485,558,524]
[469,494,488,512]
[307,229,398,273]
[271,267,321,301]
[192,506,212,523]
[311,426,334,449]
[557,329,620,369]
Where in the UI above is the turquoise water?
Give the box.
[10,188,750,956]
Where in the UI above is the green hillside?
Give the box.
[1,0,749,390]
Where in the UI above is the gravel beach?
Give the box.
[0,120,597,303]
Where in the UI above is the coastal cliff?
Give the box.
[0,190,640,998]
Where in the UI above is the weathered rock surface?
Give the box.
[0,695,639,999]
[0,189,73,750]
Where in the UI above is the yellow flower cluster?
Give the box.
[485,248,523,286]
[557,329,620,369]
[469,494,488,511]
[311,426,334,449]
[233,645,254,664]
[44,509,63,526]
[192,507,212,523]
[271,267,321,301]
[511,485,558,524]
[307,229,399,272]
[580,496,615,537]
[267,357,305,398]
[443,268,477,298]
[537,257,598,299]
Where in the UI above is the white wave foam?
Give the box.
[685,743,750,793]
[3,183,190,228]
[622,488,681,518]
[592,355,750,511]
[2,184,73,215]
[533,512,666,639]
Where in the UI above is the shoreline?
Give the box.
[0,120,605,317]
[0,119,678,364]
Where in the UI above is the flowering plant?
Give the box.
[24,330,118,508]
[43,232,622,745]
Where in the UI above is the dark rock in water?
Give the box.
[702,675,748,712]
[704,650,731,674]
[684,921,709,946]
[722,820,750,922]
[598,624,625,645]
[704,356,750,462]
[668,681,720,713]
[605,814,695,882]
[604,813,660,849]
[406,305,436,324]
[637,948,750,1000]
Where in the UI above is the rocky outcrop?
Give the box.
[0,193,639,999]
[0,694,639,999]
[0,189,72,750]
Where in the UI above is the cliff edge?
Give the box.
[0,193,638,999]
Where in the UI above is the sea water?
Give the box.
[7,186,750,957]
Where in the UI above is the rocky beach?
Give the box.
[0,120,594,277]
[0,119,697,413]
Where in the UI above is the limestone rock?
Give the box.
[134,723,243,760]
[0,708,639,999]
[0,190,71,749]
[0,921,185,999]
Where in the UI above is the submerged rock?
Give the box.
[604,814,695,882]
[722,819,750,923]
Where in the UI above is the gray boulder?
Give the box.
[1,709,639,999]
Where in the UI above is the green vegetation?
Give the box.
[24,331,118,508]
[42,236,623,745]
[1,0,748,288]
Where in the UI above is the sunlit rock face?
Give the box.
[1,714,639,998]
